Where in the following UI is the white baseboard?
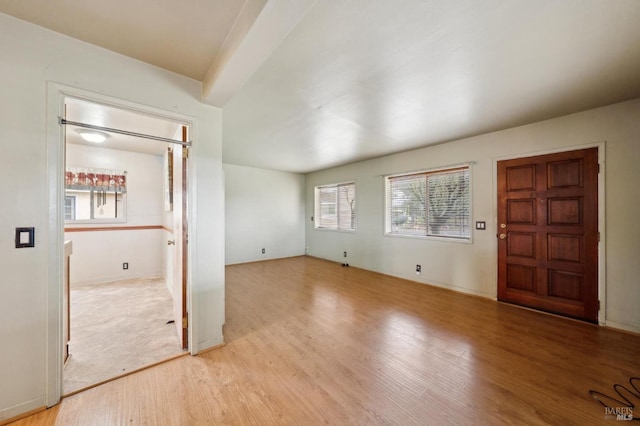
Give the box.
[0,396,46,423]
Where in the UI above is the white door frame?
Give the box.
[45,82,194,406]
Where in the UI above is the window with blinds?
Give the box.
[315,182,356,231]
[385,167,470,239]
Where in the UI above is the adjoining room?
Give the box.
[61,97,189,395]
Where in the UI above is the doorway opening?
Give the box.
[60,96,190,395]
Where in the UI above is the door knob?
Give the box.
[499,234,507,240]
[167,240,175,245]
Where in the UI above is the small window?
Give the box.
[315,182,356,231]
[385,166,470,239]
[64,195,76,221]
[65,167,127,223]
[65,189,125,221]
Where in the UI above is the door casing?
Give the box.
[46,82,194,406]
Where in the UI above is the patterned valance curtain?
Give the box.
[65,166,127,193]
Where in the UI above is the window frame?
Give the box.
[64,195,77,221]
[64,188,127,224]
[314,181,357,232]
[384,165,472,242]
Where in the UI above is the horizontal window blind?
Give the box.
[315,182,356,231]
[388,174,427,236]
[386,167,470,239]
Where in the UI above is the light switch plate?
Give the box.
[475,221,486,230]
[15,227,35,248]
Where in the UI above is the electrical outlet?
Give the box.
[123,262,129,270]
[416,264,421,274]
[343,251,347,258]
[262,248,265,254]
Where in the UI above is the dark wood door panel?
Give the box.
[547,234,583,263]
[507,232,537,258]
[547,270,584,301]
[547,197,583,225]
[507,198,537,224]
[507,164,536,191]
[506,264,537,292]
[498,148,598,322]
[547,158,584,189]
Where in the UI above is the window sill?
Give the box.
[314,227,357,234]
[383,232,472,244]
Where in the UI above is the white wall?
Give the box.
[65,143,164,285]
[67,229,163,285]
[0,13,224,421]
[224,164,306,264]
[305,98,640,334]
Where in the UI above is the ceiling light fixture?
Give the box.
[77,129,109,143]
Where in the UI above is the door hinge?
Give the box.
[597,232,600,243]
[182,316,188,329]
[183,146,189,159]
[597,300,600,311]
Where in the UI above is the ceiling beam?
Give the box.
[202,0,317,107]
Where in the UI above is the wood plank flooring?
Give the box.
[11,256,640,425]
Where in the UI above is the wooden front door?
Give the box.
[497,148,599,322]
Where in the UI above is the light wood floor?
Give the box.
[11,256,640,425]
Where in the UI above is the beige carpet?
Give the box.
[63,277,186,395]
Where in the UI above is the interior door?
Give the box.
[172,126,188,348]
[497,148,599,322]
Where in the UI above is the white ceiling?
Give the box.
[223,0,640,172]
[0,0,247,81]
[2,0,640,173]
[65,98,182,156]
